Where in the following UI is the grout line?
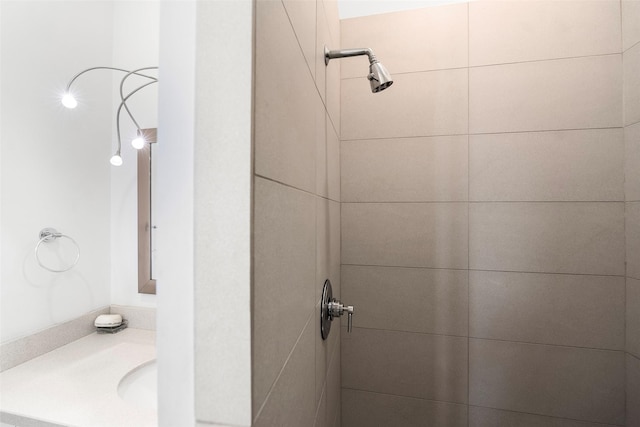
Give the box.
[341,126,624,142]
[342,200,626,204]
[255,174,340,204]
[346,325,625,353]
[466,404,625,427]
[342,264,626,279]
[341,52,622,82]
[341,387,468,407]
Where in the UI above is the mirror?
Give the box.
[138,128,157,295]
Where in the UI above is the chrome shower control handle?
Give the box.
[328,300,355,333]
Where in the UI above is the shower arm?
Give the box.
[324,47,378,66]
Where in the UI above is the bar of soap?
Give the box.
[95,314,123,327]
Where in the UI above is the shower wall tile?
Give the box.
[282,0,316,80]
[326,338,341,427]
[469,55,622,134]
[469,202,625,276]
[625,122,640,201]
[624,43,640,126]
[341,136,468,202]
[628,278,640,358]
[255,0,318,193]
[623,0,640,52]
[341,265,468,336]
[315,0,329,103]
[253,320,316,427]
[342,328,468,403]
[341,389,468,427]
[628,354,640,427]
[316,119,340,202]
[315,301,340,405]
[469,339,625,425]
[327,51,341,135]
[314,386,327,427]
[469,0,621,67]
[340,3,468,78]
[469,271,625,350]
[316,198,341,302]
[342,202,468,269]
[468,406,621,427]
[627,202,640,280]
[341,68,468,140]
[252,177,316,414]
[469,129,624,202]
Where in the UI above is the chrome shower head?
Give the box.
[368,61,393,93]
[325,46,393,93]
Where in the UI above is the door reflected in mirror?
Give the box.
[138,128,157,294]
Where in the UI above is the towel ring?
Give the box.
[35,228,80,273]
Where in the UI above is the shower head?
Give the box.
[325,46,393,93]
[368,61,393,93]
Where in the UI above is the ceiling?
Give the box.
[337,0,469,19]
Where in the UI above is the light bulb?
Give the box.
[131,137,145,150]
[61,93,77,109]
[110,154,123,166]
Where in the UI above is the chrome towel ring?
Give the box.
[35,228,80,273]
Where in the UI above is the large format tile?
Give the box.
[469,55,622,134]
[342,69,468,140]
[282,0,316,80]
[253,178,317,413]
[255,0,319,193]
[628,202,640,280]
[469,202,625,276]
[253,320,316,427]
[342,136,468,202]
[342,202,468,269]
[316,198,340,302]
[623,0,640,51]
[342,389,467,427]
[626,122,640,201]
[342,328,468,403]
[341,265,468,336]
[469,0,620,66]
[326,339,341,427]
[625,43,640,126]
[469,406,620,427]
[340,3,468,78]
[469,129,624,202]
[628,354,640,427]
[469,271,624,350]
[628,278,640,358]
[469,339,625,425]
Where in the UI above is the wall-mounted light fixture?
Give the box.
[61,66,158,166]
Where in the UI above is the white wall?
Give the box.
[110,0,159,308]
[0,1,114,343]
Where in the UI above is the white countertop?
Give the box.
[0,328,156,427]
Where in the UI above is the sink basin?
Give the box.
[117,359,157,410]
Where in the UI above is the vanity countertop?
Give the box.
[0,328,156,427]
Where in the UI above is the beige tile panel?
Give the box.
[342,202,469,269]
[316,119,340,202]
[469,406,621,427]
[469,271,625,350]
[327,53,341,135]
[342,136,468,202]
[628,203,640,280]
[315,0,329,104]
[316,198,341,302]
[469,0,621,67]
[341,328,468,403]
[342,389,468,427]
[315,302,340,405]
[341,265,468,336]
[316,107,329,199]
[469,55,622,134]
[253,320,316,427]
[325,339,341,427]
[625,43,640,126]
[342,69,468,140]
[626,122,640,201]
[470,129,624,202]
[282,0,316,80]
[340,4,468,78]
[628,278,640,358]
[314,386,327,427]
[322,0,339,54]
[469,202,625,276]
[628,354,640,427]
[469,339,625,425]
[255,0,319,193]
[252,178,317,413]
[623,0,640,52]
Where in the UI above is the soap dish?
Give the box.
[96,319,128,334]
